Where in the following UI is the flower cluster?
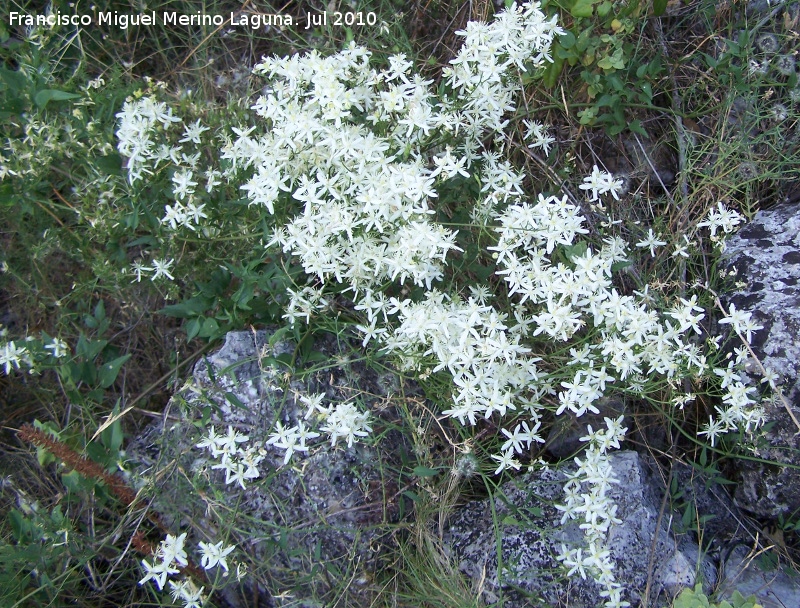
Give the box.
[130,258,176,283]
[109,4,767,604]
[443,3,564,141]
[555,417,629,608]
[139,532,188,591]
[116,95,182,183]
[1,332,70,376]
[580,165,624,203]
[524,119,556,154]
[195,426,265,490]
[139,531,236,608]
[701,302,767,446]
[697,202,745,250]
[264,394,372,463]
[320,400,373,448]
[0,340,29,374]
[265,420,320,464]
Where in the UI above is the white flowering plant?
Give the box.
[1,1,794,607]
[108,4,776,602]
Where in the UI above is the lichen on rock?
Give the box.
[126,329,411,605]
[720,201,800,519]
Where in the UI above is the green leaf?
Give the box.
[597,49,624,71]
[596,0,612,17]
[564,240,588,262]
[402,490,419,502]
[94,300,106,322]
[560,30,576,49]
[37,445,56,467]
[100,402,124,453]
[94,153,123,176]
[193,406,213,427]
[412,466,440,478]
[76,335,108,361]
[629,120,647,136]
[542,51,565,88]
[303,350,328,363]
[198,316,220,338]
[34,89,81,109]
[571,0,597,18]
[98,354,131,388]
[159,297,210,318]
[9,509,32,542]
[0,67,26,94]
[186,317,201,341]
[579,112,596,126]
[224,392,246,410]
[653,0,667,16]
[268,326,292,347]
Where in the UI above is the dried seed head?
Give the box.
[756,33,780,55]
[737,161,759,181]
[453,452,479,478]
[775,54,796,76]
[771,103,789,122]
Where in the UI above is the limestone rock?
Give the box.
[720,202,800,519]
[717,545,800,608]
[444,451,715,608]
[126,330,410,606]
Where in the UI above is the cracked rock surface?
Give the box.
[721,202,800,519]
[444,451,714,608]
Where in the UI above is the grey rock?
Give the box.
[720,201,800,519]
[126,330,411,606]
[444,451,716,608]
[545,397,626,460]
[718,545,800,608]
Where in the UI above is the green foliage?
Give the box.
[543,0,664,134]
[672,584,762,608]
[1,504,84,607]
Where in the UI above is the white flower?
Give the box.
[172,170,198,200]
[672,235,691,258]
[169,579,205,608]
[139,557,178,591]
[44,338,69,358]
[718,302,761,342]
[217,425,249,453]
[523,119,556,155]
[634,229,666,257]
[198,540,236,571]
[150,258,175,281]
[698,416,726,447]
[0,341,27,374]
[697,201,744,237]
[159,532,188,567]
[491,450,521,475]
[320,401,372,448]
[667,295,705,335]
[579,165,623,202]
[130,260,149,283]
[299,392,327,420]
[179,119,210,144]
